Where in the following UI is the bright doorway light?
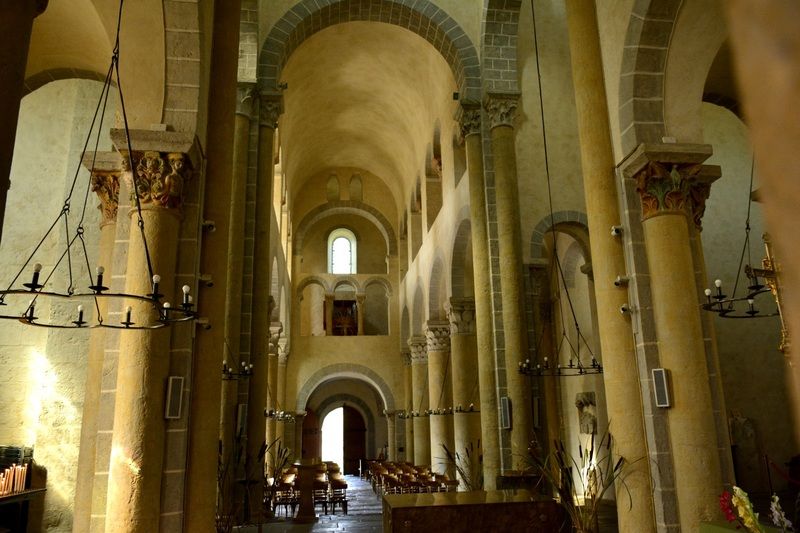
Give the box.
[321,407,344,468]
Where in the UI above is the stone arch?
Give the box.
[616,1,727,153]
[316,393,376,457]
[259,0,481,101]
[481,0,523,93]
[428,255,446,320]
[332,277,360,293]
[23,69,110,96]
[296,363,395,412]
[295,275,331,295]
[364,276,392,296]
[561,240,584,289]
[450,210,472,299]
[294,200,397,256]
[530,210,590,262]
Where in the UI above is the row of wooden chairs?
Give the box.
[269,461,349,517]
[368,461,459,495]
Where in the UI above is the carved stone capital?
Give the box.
[111,129,200,214]
[425,321,451,352]
[268,322,283,355]
[236,82,257,117]
[259,93,283,129]
[457,103,482,139]
[408,336,428,364]
[278,338,289,364]
[83,151,122,226]
[401,350,412,366]
[445,298,476,335]
[484,92,520,129]
[622,143,720,229]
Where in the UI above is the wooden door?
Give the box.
[342,405,366,474]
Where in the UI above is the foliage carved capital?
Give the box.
[408,336,428,364]
[425,321,451,352]
[484,92,520,129]
[445,298,476,335]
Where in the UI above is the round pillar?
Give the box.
[445,298,482,490]
[426,321,455,475]
[105,151,185,533]
[409,336,430,466]
[386,412,397,461]
[73,161,120,532]
[0,0,47,243]
[633,151,724,530]
[402,352,414,462]
[244,94,281,523]
[219,82,255,463]
[459,105,500,488]
[276,344,289,447]
[562,1,657,530]
[484,94,532,470]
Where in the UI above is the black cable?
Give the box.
[530,0,596,365]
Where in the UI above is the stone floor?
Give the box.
[238,475,383,532]
[236,474,621,532]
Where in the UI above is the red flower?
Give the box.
[719,491,738,524]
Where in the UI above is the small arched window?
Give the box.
[328,228,357,274]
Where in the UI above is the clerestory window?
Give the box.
[328,228,357,274]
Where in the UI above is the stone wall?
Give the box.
[0,78,115,532]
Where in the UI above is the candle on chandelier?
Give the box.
[32,263,42,286]
[77,304,84,323]
[182,285,191,305]
[151,274,161,299]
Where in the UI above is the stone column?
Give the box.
[0,0,48,243]
[105,142,196,533]
[484,93,532,470]
[402,351,414,462]
[275,339,289,447]
[293,411,306,461]
[356,293,366,335]
[219,82,256,462]
[386,411,397,461]
[266,322,283,457]
[624,144,723,531]
[409,336,431,466]
[445,298,482,489]
[426,321,455,474]
[324,293,334,336]
[73,153,120,533]
[458,103,500,488]
[563,2,656,530]
[245,93,281,523]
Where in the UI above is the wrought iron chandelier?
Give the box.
[222,360,254,381]
[700,160,787,351]
[0,0,196,330]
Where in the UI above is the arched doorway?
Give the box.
[315,404,368,474]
